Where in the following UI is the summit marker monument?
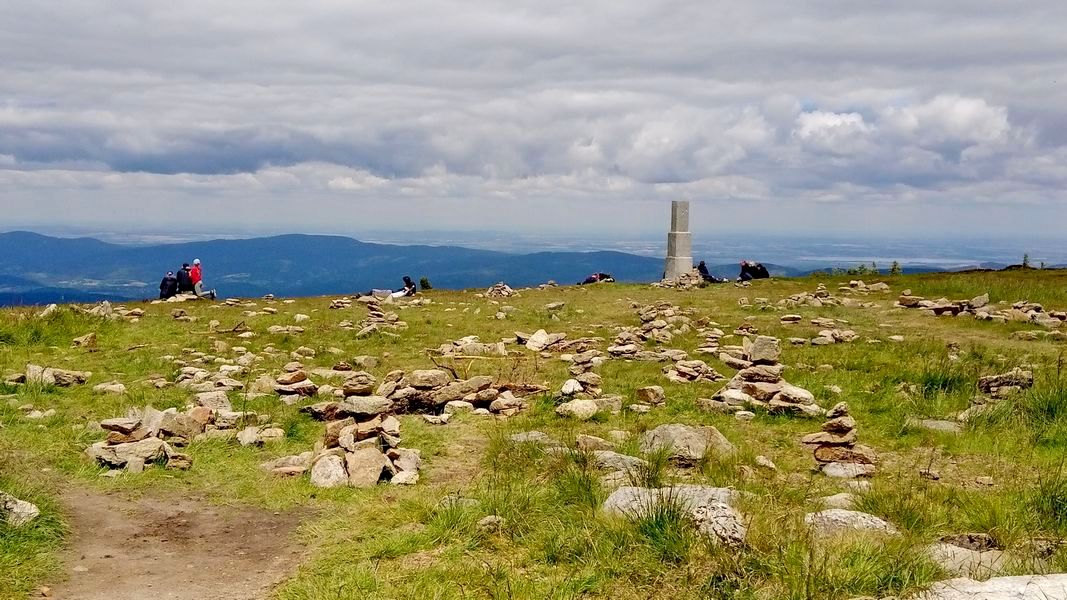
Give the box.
[663,200,693,279]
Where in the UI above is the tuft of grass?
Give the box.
[634,492,695,564]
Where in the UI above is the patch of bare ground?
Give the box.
[47,488,307,600]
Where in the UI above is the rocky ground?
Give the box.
[1,270,1066,599]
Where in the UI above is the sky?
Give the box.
[1,1,1066,238]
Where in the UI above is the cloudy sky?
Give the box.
[2,1,1065,238]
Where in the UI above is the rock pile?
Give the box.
[175,365,245,393]
[484,282,516,298]
[663,359,725,384]
[301,368,540,418]
[435,335,508,357]
[85,406,208,472]
[780,284,839,308]
[266,409,422,488]
[695,326,725,355]
[801,402,877,478]
[958,367,1034,422]
[356,296,407,338]
[811,328,859,346]
[705,336,824,418]
[651,269,706,290]
[562,349,607,376]
[516,329,567,351]
[4,364,92,387]
[329,297,353,309]
[897,291,1066,328]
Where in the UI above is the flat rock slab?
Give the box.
[914,574,1067,599]
[50,488,307,600]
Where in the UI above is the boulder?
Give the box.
[592,450,648,473]
[556,399,600,420]
[602,485,744,546]
[746,336,781,364]
[403,369,451,389]
[345,447,390,488]
[803,509,898,536]
[636,386,666,405]
[341,371,377,396]
[310,455,348,488]
[0,492,40,527]
[913,574,1067,599]
[639,424,736,463]
[339,396,394,417]
[195,391,232,411]
[431,376,494,404]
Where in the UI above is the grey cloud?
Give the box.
[1,1,1065,235]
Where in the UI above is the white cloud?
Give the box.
[0,1,1065,236]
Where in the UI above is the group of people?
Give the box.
[697,260,770,284]
[159,259,216,300]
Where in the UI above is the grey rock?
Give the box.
[913,574,1067,599]
[639,423,736,463]
[804,509,899,536]
[346,447,390,488]
[310,455,348,488]
[592,450,648,473]
[556,399,600,420]
[0,492,40,527]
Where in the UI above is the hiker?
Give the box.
[159,271,178,299]
[697,261,726,283]
[366,276,417,299]
[737,260,770,282]
[579,272,615,285]
[189,258,217,300]
[391,276,417,298]
[175,263,194,294]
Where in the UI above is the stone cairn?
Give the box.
[898,290,1066,329]
[301,368,543,420]
[608,302,693,361]
[957,367,1035,422]
[436,335,508,357]
[563,349,607,376]
[695,326,725,355]
[704,336,823,418]
[354,296,408,338]
[664,360,725,384]
[264,408,422,488]
[329,297,353,309]
[484,282,516,298]
[801,402,878,479]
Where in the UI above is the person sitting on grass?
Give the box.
[159,271,178,299]
[697,261,726,283]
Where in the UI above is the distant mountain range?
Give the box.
[1,231,1059,307]
[0,231,808,305]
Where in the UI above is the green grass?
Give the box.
[1,270,1067,598]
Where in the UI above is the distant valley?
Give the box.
[0,231,1056,306]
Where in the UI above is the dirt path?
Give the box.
[48,488,306,600]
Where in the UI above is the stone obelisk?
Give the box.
[663,200,693,279]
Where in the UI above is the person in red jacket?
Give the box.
[190,258,217,300]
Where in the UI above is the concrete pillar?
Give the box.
[664,200,693,279]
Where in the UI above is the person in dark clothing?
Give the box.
[737,260,770,282]
[579,272,615,285]
[396,276,417,298]
[697,261,726,283]
[159,271,178,299]
[175,263,194,293]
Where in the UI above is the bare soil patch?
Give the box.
[48,488,306,600]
